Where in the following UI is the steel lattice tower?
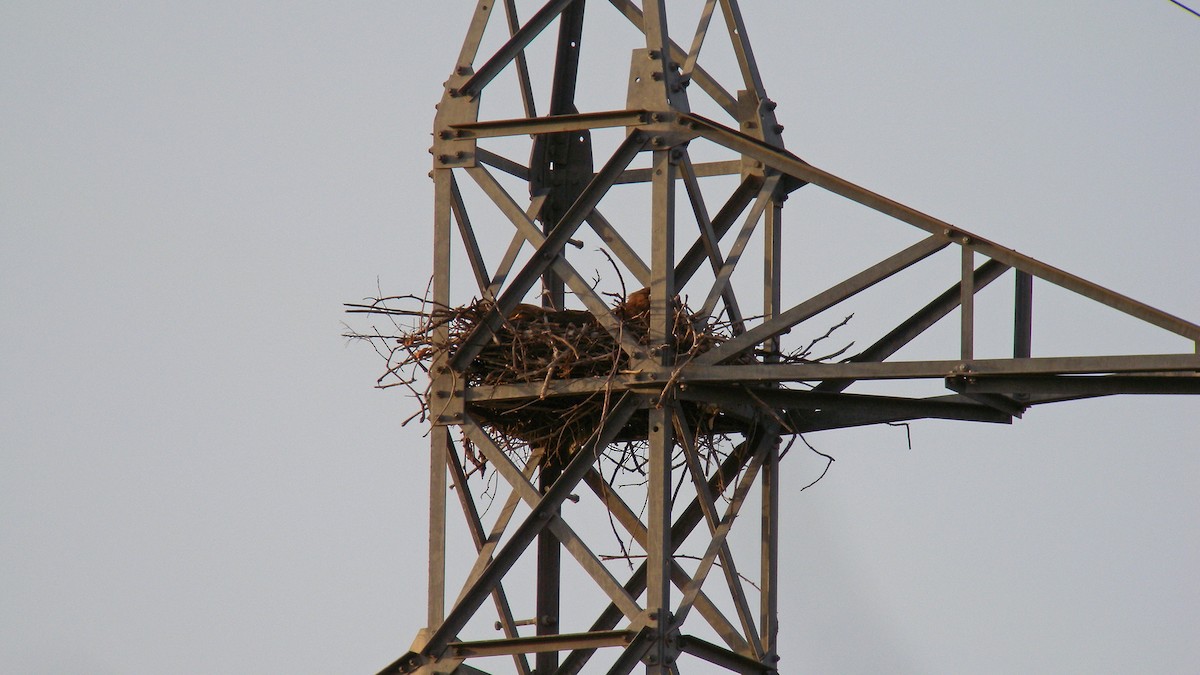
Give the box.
[375,2,1200,673]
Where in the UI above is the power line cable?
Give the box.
[1167,0,1200,19]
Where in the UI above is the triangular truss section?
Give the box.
[369,2,1199,673]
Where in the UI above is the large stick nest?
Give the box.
[346,288,851,474]
[348,289,734,459]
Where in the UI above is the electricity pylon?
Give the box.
[376,2,1199,673]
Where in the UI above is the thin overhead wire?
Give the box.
[1167,0,1200,19]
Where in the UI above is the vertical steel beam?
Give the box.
[759,436,779,661]
[961,245,975,361]
[761,198,782,663]
[427,427,449,630]
[649,147,677,366]
[639,0,689,112]
[1014,270,1033,359]
[763,199,782,357]
[646,407,674,674]
[641,0,672,66]
[646,146,676,673]
[426,168,454,630]
[531,0,591,314]
[548,0,587,116]
[531,9,590,644]
[536,455,562,675]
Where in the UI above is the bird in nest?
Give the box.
[613,287,651,320]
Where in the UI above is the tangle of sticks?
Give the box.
[344,287,852,484]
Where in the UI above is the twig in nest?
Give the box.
[797,433,835,491]
[887,421,913,450]
[768,313,855,363]
[597,248,628,306]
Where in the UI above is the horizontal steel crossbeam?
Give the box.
[948,374,1200,397]
[445,630,636,658]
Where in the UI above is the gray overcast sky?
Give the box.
[2,2,1197,673]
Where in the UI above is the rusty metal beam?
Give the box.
[452,110,649,139]
[445,630,636,659]
[615,158,743,185]
[683,354,1200,384]
[948,374,1200,397]
[1015,270,1034,359]
[476,147,530,181]
[677,634,774,674]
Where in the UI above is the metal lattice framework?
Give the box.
[377,2,1200,673]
